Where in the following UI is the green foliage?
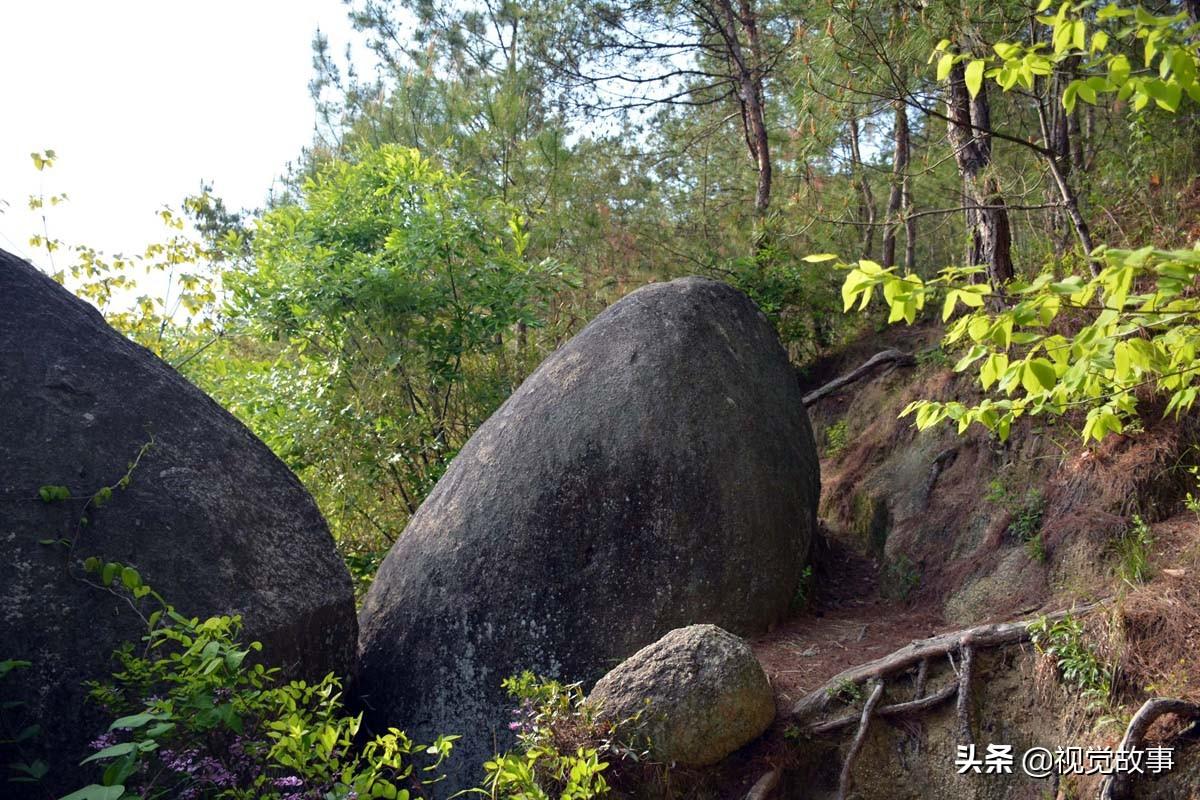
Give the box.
[1187,467,1200,522]
[824,419,849,458]
[26,151,222,361]
[38,485,72,503]
[835,243,1200,443]
[988,484,1047,561]
[826,678,865,705]
[971,2,1200,114]
[1028,613,1113,709]
[1113,514,1154,586]
[0,658,47,787]
[720,245,844,355]
[477,673,649,800]
[223,145,569,559]
[67,559,456,800]
[881,554,920,601]
[791,565,816,612]
[916,345,950,370]
[826,2,1200,445]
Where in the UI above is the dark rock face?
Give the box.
[358,276,818,790]
[0,249,356,795]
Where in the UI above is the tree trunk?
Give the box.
[848,114,877,259]
[882,100,912,269]
[945,58,1014,289]
[713,0,772,218]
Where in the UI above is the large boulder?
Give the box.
[357,276,819,790]
[0,249,357,795]
[588,624,776,766]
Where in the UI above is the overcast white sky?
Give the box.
[0,1,373,271]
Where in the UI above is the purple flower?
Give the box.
[89,732,119,751]
[273,775,304,789]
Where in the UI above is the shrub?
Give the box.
[59,562,629,800]
[64,559,455,800]
[477,673,651,800]
[1028,614,1113,710]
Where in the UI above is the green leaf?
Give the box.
[937,53,955,82]
[954,344,988,372]
[1109,54,1131,85]
[58,785,126,800]
[110,712,161,730]
[38,485,71,503]
[1026,359,1057,392]
[1144,79,1182,111]
[801,253,839,263]
[1063,81,1080,112]
[965,59,985,98]
[120,567,141,591]
[981,353,1010,390]
[81,742,137,764]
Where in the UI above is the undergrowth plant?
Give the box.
[1028,613,1113,710]
[824,419,849,458]
[1113,514,1154,586]
[987,483,1047,562]
[64,559,456,800]
[478,673,651,800]
[57,561,628,800]
[791,565,816,612]
[0,658,47,788]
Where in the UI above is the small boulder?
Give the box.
[357,276,818,789]
[0,249,357,796]
[589,624,776,766]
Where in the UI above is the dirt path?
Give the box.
[751,533,948,709]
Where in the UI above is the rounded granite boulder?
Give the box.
[0,249,357,796]
[588,624,776,766]
[357,276,819,790]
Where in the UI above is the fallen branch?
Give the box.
[789,601,1106,721]
[807,683,958,735]
[1099,698,1200,800]
[802,349,917,406]
[837,681,885,800]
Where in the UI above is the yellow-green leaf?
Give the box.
[965,59,985,98]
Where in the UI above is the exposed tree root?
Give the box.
[802,349,916,406]
[788,601,1104,721]
[742,767,781,800]
[807,683,958,736]
[1098,698,1200,800]
[837,681,885,800]
[955,644,974,745]
[914,657,929,699]
[783,603,1109,794]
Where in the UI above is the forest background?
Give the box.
[11,0,1200,595]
